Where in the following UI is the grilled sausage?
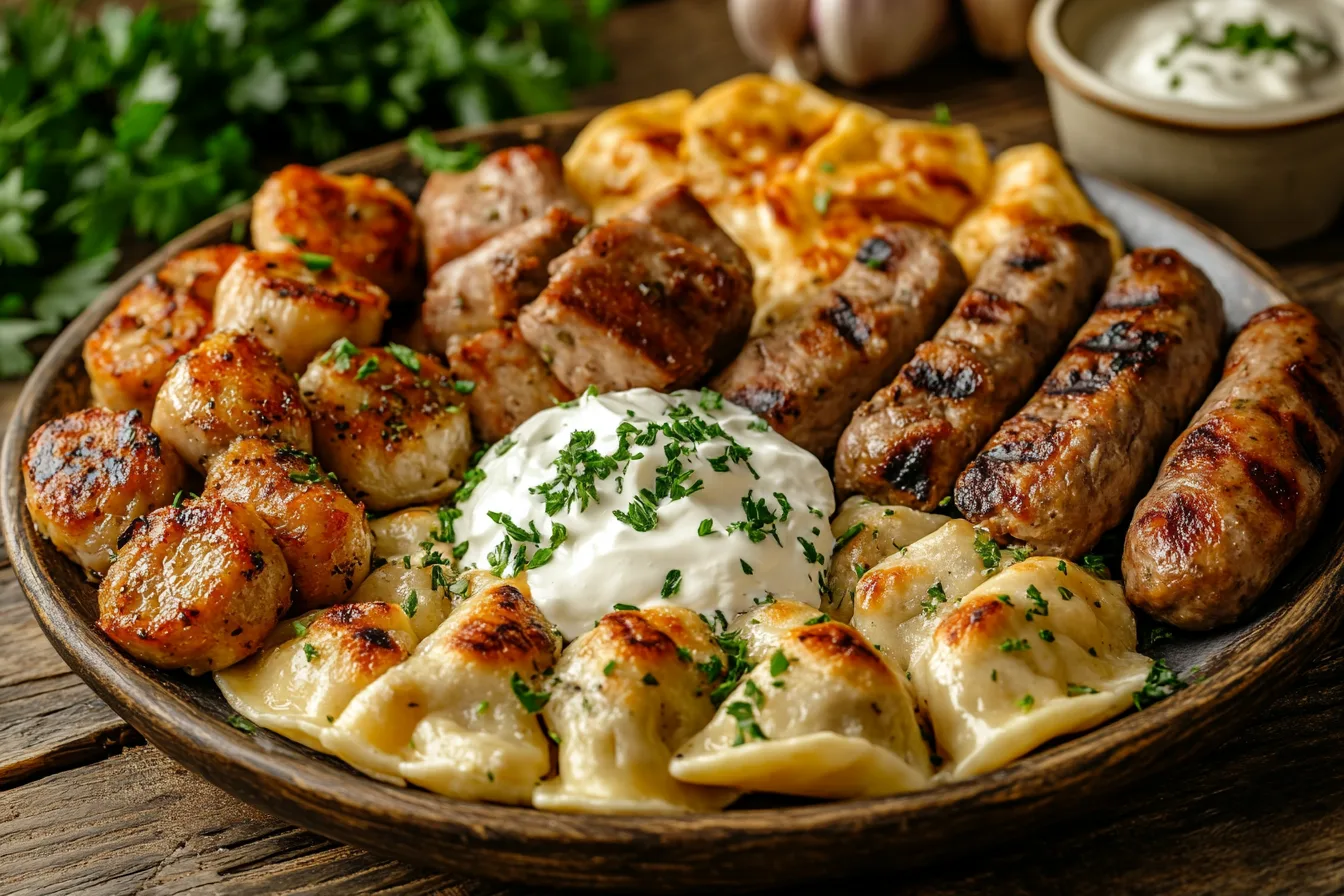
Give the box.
[416,145,586,277]
[447,323,572,443]
[517,218,754,394]
[624,183,751,278]
[420,206,587,355]
[835,224,1112,508]
[710,224,967,459]
[1123,303,1344,629]
[955,248,1225,558]
[251,165,421,300]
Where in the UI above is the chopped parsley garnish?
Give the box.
[773,492,792,521]
[748,418,770,432]
[797,537,824,566]
[699,388,723,411]
[603,660,617,676]
[227,714,258,735]
[997,594,1014,606]
[402,590,419,618]
[661,569,682,599]
[1038,629,1055,642]
[725,700,767,745]
[452,379,476,394]
[509,672,550,713]
[804,614,830,625]
[1067,683,1099,697]
[1132,659,1186,710]
[1140,621,1178,651]
[1081,554,1110,578]
[1059,586,1074,601]
[1010,545,1034,562]
[455,467,486,503]
[698,519,715,536]
[708,629,753,706]
[769,650,789,677]
[742,679,765,708]
[355,357,379,380]
[531,429,617,515]
[299,251,332,271]
[452,541,469,560]
[726,491,784,545]
[812,188,832,215]
[320,337,360,371]
[676,646,693,663]
[432,506,462,542]
[932,101,952,125]
[386,342,421,372]
[740,559,753,575]
[613,490,659,532]
[171,490,184,508]
[999,638,1030,652]
[526,523,567,570]
[487,511,541,544]
[642,673,659,686]
[1024,584,1049,621]
[1017,694,1035,713]
[921,581,948,618]
[834,522,865,548]
[292,620,309,638]
[1058,560,1068,574]
[613,603,639,611]
[302,643,319,663]
[973,529,1001,570]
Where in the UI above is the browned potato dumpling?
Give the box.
[83,280,212,416]
[154,244,246,302]
[213,250,389,372]
[299,343,473,511]
[251,165,421,300]
[152,331,312,472]
[98,496,291,674]
[22,408,188,575]
[203,437,374,613]
[369,506,452,564]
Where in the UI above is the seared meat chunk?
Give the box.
[711,224,968,459]
[518,219,754,393]
[448,324,572,443]
[420,206,587,354]
[417,145,586,276]
[625,183,751,278]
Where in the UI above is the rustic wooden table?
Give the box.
[4,1,1344,893]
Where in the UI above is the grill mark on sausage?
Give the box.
[1044,365,1116,395]
[880,436,934,501]
[1169,420,1233,469]
[823,294,871,350]
[1140,491,1221,561]
[904,358,982,399]
[1288,360,1344,432]
[957,288,1015,324]
[1100,284,1163,309]
[726,385,794,421]
[1245,458,1300,517]
[1170,418,1300,516]
[854,236,894,271]
[1292,414,1327,472]
[1047,323,1171,394]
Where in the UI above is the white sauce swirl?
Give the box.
[456,388,836,640]
[1090,0,1344,109]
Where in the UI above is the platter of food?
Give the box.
[3,76,1343,889]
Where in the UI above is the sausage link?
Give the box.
[834,224,1112,509]
[1122,303,1344,629]
[711,224,967,459]
[954,248,1225,557]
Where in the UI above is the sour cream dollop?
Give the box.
[456,388,836,640]
[1091,0,1344,109]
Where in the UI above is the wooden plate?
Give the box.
[3,109,1341,891]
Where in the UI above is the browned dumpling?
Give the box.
[250,165,421,300]
[154,244,246,303]
[212,250,389,372]
[22,408,188,575]
[98,496,292,674]
[83,280,212,417]
[203,437,373,612]
[299,342,473,511]
[152,331,312,472]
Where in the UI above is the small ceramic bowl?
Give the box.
[1029,0,1344,249]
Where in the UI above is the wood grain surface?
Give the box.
[2,1,1344,892]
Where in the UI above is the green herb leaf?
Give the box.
[509,671,550,713]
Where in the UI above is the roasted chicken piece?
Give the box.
[203,437,374,612]
[22,408,188,575]
[251,165,421,300]
[299,342,473,511]
[416,145,586,276]
[98,496,291,675]
[152,331,313,472]
[83,245,245,415]
[420,205,587,355]
[213,250,389,373]
[447,323,572,443]
[517,219,754,394]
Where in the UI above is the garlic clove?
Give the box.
[962,0,1036,61]
[729,0,815,76]
[812,0,950,87]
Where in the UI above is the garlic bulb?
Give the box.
[963,0,1037,61]
[729,0,820,81]
[812,0,949,86]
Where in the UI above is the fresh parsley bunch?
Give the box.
[0,0,615,376]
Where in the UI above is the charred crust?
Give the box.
[603,611,678,660]
[880,436,935,501]
[1136,491,1221,562]
[794,622,885,670]
[1292,414,1327,472]
[937,598,1006,647]
[1245,457,1300,517]
[957,289,1016,324]
[822,294,871,350]
[904,357,981,399]
[1169,420,1233,469]
[725,386,795,422]
[854,237,894,271]
[353,626,397,650]
[1287,360,1344,432]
